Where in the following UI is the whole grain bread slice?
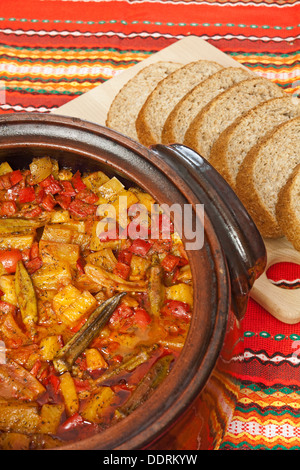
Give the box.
[210,96,300,190]
[235,117,300,238]
[161,66,252,145]
[276,164,300,251]
[183,77,286,160]
[135,60,223,147]
[106,61,182,141]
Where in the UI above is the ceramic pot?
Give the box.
[0,113,266,450]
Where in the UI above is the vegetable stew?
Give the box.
[0,157,193,449]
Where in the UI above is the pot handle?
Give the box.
[150,143,267,321]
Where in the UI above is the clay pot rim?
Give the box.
[0,113,232,450]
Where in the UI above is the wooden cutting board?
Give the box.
[53,35,300,324]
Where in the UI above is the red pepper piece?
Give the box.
[68,199,96,218]
[47,374,61,395]
[45,181,62,195]
[62,413,84,431]
[18,187,36,204]
[25,257,43,274]
[111,354,123,364]
[76,257,86,275]
[71,170,86,192]
[75,189,98,204]
[6,185,21,202]
[39,175,53,188]
[29,241,39,260]
[129,238,153,257]
[40,175,62,195]
[161,300,191,323]
[0,249,22,273]
[161,254,181,273]
[0,300,17,314]
[22,206,43,219]
[69,316,87,333]
[133,307,152,329]
[151,238,173,254]
[118,248,133,266]
[0,201,17,216]
[30,359,42,377]
[41,193,56,211]
[59,413,87,433]
[56,194,71,210]
[113,261,130,280]
[172,267,180,284]
[109,303,134,328]
[10,170,23,186]
[60,180,76,197]
[73,378,91,393]
[75,356,88,371]
[111,380,130,393]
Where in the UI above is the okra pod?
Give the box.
[117,354,174,417]
[53,292,126,374]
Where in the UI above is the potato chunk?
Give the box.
[0,275,18,306]
[31,262,72,291]
[60,372,79,417]
[15,261,38,337]
[0,432,31,450]
[52,284,97,326]
[81,387,115,423]
[39,335,62,361]
[39,404,64,434]
[39,240,80,268]
[29,156,53,184]
[166,283,193,306]
[0,402,40,433]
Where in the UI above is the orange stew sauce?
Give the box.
[0,157,193,449]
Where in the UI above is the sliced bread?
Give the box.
[106,61,182,141]
[235,117,300,238]
[161,66,252,145]
[210,96,300,190]
[276,164,300,251]
[183,77,286,160]
[135,60,223,147]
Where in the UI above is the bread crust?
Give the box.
[276,165,300,251]
[135,60,223,147]
[210,96,300,190]
[106,61,182,141]
[161,66,251,145]
[235,117,300,238]
[183,77,285,160]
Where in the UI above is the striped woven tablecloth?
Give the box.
[0,0,299,451]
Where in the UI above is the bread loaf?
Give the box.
[106,61,182,140]
[184,77,286,160]
[236,117,300,238]
[210,96,300,190]
[276,164,300,251]
[135,60,223,147]
[161,66,251,145]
